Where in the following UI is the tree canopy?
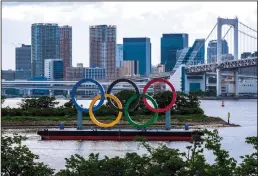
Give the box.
[2,130,257,176]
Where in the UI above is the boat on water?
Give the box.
[37,128,204,141]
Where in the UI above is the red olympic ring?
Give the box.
[142,78,176,113]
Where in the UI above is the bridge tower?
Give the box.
[217,17,239,96]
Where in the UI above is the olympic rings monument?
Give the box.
[37,78,203,141]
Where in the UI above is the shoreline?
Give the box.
[3,96,257,100]
[1,118,240,130]
[199,96,257,100]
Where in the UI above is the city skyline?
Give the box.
[2,2,257,70]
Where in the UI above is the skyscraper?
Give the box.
[116,44,123,68]
[123,38,151,76]
[89,25,116,79]
[31,23,60,78]
[188,39,205,64]
[161,34,188,72]
[173,39,205,72]
[59,25,72,80]
[15,44,31,80]
[207,39,229,63]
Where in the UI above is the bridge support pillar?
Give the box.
[77,105,83,130]
[216,69,221,96]
[67,90,70,97]
[234,71,239,96]
[165,109,171,130]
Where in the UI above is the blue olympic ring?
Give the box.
[71,78,105,113]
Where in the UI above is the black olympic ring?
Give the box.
[106,78,141,112]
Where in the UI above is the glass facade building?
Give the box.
[161,34,188,72]
[207,39,229,63]
[85,67,106,80]
[123,38,151,76]
[31,23,60,77]
[182,39,205,65]
[15,44,31,80]
[173,39,205,73]
[44,59,63,81]
[116,44,123,68]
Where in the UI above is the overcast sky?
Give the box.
[2,2,257,70]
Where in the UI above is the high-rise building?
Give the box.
[15,44,31,80]
[173,39,205,72]
[161,34,188,72]
[85,67,106,80]
[116,44,123,68]
[89,25,116,79]
[207,39,229,63]
[31,23,60,78]
[44,59,63,81]
[59,25,72,80]
[123,38,151,76]
[189,39,205,64]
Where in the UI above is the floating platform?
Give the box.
[37,128,203,141]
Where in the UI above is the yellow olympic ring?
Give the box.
[89,94,123,128]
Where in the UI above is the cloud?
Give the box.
[2,2,257,70]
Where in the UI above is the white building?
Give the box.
[44,59,63,81]
[222,79,257,94]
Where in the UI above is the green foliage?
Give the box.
[1,95,6,104]
[63,99,74,108]
[2,90,204,117]
[56,130,258,176]
[2,130,257,176]
[18,96,59,109]
[111,90,138,109]
[203,129,237,175]
[1,134,54,176]
[2,107,76,117]
[235,136,258,175]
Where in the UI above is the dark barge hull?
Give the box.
[37,129,203,141]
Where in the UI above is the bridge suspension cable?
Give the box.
[222,25,233,39]
[186,23,217,65]
[238,21,257,33]
[238,29,257,40]
[188,22,233,65]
